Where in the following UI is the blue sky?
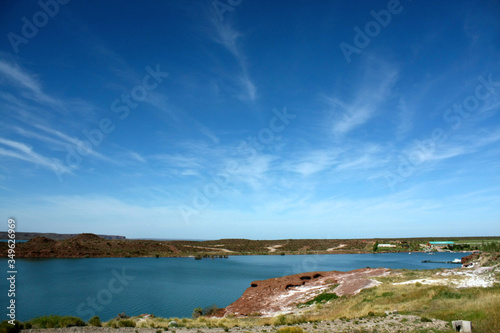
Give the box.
[0,1,499,239]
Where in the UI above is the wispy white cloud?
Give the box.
[331,105,372,138]
[33,123,113,163]
[0,60,62,107]
[197,123,220,144]
[231,154,276,189]
[285,149,340,176]
[146,91,220,144]
[326,59,398,138]
[402,126,500,165]
[336,144,388,171]
[12,126,66,148]
[109,148,147,165]
[127,151,146,163]
[395,97,414,140]
[144,91,181,124]
[0,137,70,175]
[210,18,257,101]
[152,153,205,177]
[211,20,241,57]
[0,60,42,95]
[239,68,256,101]
[0,194,185,236]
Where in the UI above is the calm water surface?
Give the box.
[1,252,469,321]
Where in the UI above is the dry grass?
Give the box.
[300,275,500,333]
[277,327,304,333]
[133,316,271,329]
[107,267,500,332]
[123,283,499,331]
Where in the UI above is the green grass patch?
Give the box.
[298,292,339,307]
[432,290,462,300]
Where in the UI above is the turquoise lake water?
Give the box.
[0,252,469,321]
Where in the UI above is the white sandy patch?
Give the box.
[276,284,328,301]
[266,244,283,252]
[327,244,347,251]
[394,266,498,288]
[183,245,233,252]
[393,279,448,286]
[437,266,498,288]
[259,284,329,316]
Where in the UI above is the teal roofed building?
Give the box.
[428,241,454,248]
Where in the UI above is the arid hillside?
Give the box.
[0,231,125,241]
[1,233,497,258]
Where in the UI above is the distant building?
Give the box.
[428,241,454,248]
[378,244,396,248]
[400,241,409,248]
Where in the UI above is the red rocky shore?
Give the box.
[221,268,390,317]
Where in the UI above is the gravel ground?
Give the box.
[21,314,450,332]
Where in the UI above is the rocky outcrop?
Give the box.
[461,252,480,265]
[223,268,390,317]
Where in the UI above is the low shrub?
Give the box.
[274,314,287,326]
[116,312,130,319]
[192,307,203,319]
[60,316,86,328]
[203,304,219,316]
[192,304,219,318]
[26,315,85,329]
[88,316,101,327]
[117,319,136,327]
[0,320,23,333]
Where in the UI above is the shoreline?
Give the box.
[4,252,498,332]
[1,250,473,259]
[1,232,485,259]
[10,260,500,332]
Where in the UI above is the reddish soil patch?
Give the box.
[223,268,389,317]
[169,245,180,253]
[461,252,480,264]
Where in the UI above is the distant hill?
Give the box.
[0,233,176,258]
[0,231,125,241]
[0,233,497,258]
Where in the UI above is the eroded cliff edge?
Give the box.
[222,267,390,317]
